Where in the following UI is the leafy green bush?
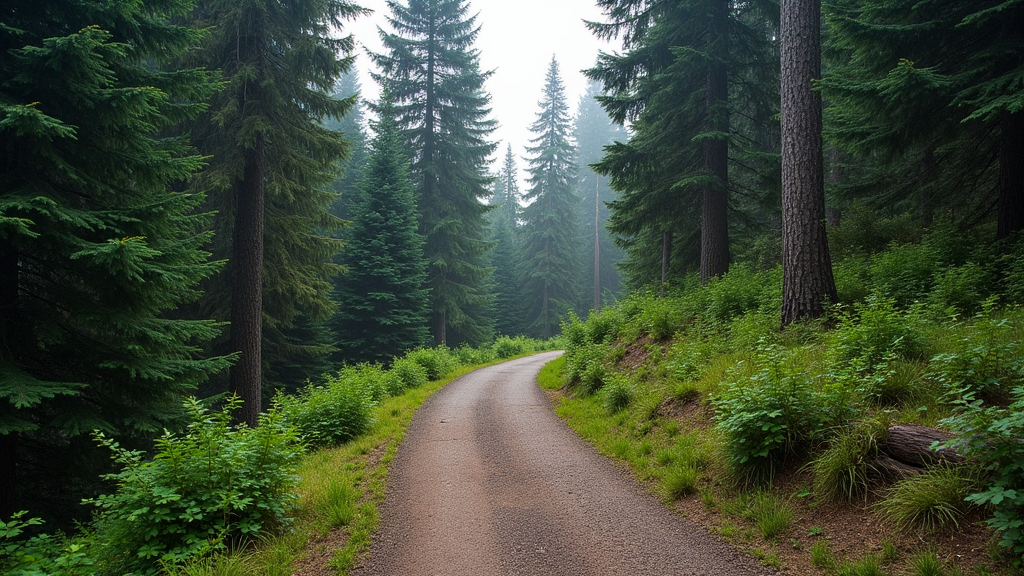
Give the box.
[384,356,429,395]
[280,375,376,448]
[706,264,779,324]
[810,422,884,502]
[831,295,923,368]
[452,344,496,365]
[564,343,609,394]
[404,346,459,381]
[928,262,991,316]
[870,242,939,306]
[943,385,1024,564]
[930,306,1024,401]
[874,465,979,532]
[84,397,301,573]
[713,344,828,481]
[493,335,530,359]
[1,513,95,576]
[336,363,389,401]
[602,374,634,413]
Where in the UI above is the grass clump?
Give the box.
[662,465,699,500]
[810,422,885,503]
[909,548,947,576]
[748,491,794,539]
[837,553,883,576]
[810,540,837,569]
[875,465,979,531]
[602,374,634,412]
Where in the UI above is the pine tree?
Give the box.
[0,0,231,517]
[575,79,627,308]
[371,0,498,346]
[781,0,837,324]
[587,0,778,288]
[325,70,370,226]
[185,0,363,424]
[519,57,583,339]
[821,0,1024,239]
[330,98,430,364]
[488,145,524,336]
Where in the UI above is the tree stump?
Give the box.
[884,425,964,467]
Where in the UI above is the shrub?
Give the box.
[452,344,495,366]
[384,356,429,395]
[564,343,609,394]
[831,295,923,368]
[0,513,95,576]
[336,363,389,401]
[713,344,827,481]
[493,335,529,359]
[870,242,939,306]
[929,262,991,316]
[602,374,634,413]
[810,422,884,502]
[875,465,979,532]
[404,346,459,381]
[943,385,1024,564]
[84,397,301,573]
[280,375,376,448]
[930,305,1024,402]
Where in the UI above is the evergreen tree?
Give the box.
[330,98,430,364]
[185,0,363,424]
[519,57,583,338]
[587,0,778,289]
[0,0,231,518]
[575,79,627,308]
[325,69,370,226]
[488,145,524,336]
[781,0,837,324]
[371,0,498,346]
[821,0,1024,239]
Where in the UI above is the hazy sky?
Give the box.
[342,0,617,178]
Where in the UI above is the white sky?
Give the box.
[342,0,618,177]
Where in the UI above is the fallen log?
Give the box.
[884,425,964,467]
[871,453,924,478]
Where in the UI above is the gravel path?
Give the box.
[351,351,775,576]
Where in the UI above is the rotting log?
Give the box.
[871,453,924,478]
[884,425,964,467]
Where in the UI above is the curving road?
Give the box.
[351,351,774,576]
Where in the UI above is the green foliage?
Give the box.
[403,347,459,381]
[929,263,992,316]
[662,465,699,500]
[713,344,829,481]
[943,385,1024,564]
[492,336,532,359]
[810,540,837,570]
[810,422,884,502]
[836,553,883,576]
[748,492,794,539]
[0,512,95,576]
[929,305,1024,401]
[385,357,429,395]
[279,376,376,448]
[832,295,923,367]
[875,465,979,532]
[909,549,946,576]
[602,374,634,413]
[85,398,301,573]
[452,344,496,366]
[870,243,939,307]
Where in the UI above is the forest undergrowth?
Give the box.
[0,337,557,576]
[544,222,1024,576]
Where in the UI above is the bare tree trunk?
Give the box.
[780,0,837,325]
[230,132,265,427]
[700,0,730,285]
[998,111,1024,240]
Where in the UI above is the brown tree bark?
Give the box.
[780,0,837,325]
[700,0,730,285]
[884,425,964,467]
[997,111,1024,240]
[230,132,265,428]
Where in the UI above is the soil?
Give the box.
[348,351,776,576]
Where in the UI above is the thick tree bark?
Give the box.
[230,132,265,427]
[780,0,837,325]
[700,0,731,285]
[997,111,1024,239]
[884,425,964,467]
[661,231,672,296]
[0,242,19,518]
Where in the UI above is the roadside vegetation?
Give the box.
[542,219,1024,576]
[0,337,556,576]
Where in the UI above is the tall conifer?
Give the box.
[330,98,430,363]
[519,57,582,338]
[185,0,363,423]
[371,0,497,346]
[488,145,524,336]
[0,0,231,516]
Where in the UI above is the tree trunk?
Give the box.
[594,177,601,311]
[918,146,935,227]
[0,242,20,517]
[780,0,837,325]
[230,132,265,428]
[884,425,964,467]
[700,0,731,285]
[997,111,1024,240]
[435,309,446,347]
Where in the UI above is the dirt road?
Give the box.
[351,351,774,576]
